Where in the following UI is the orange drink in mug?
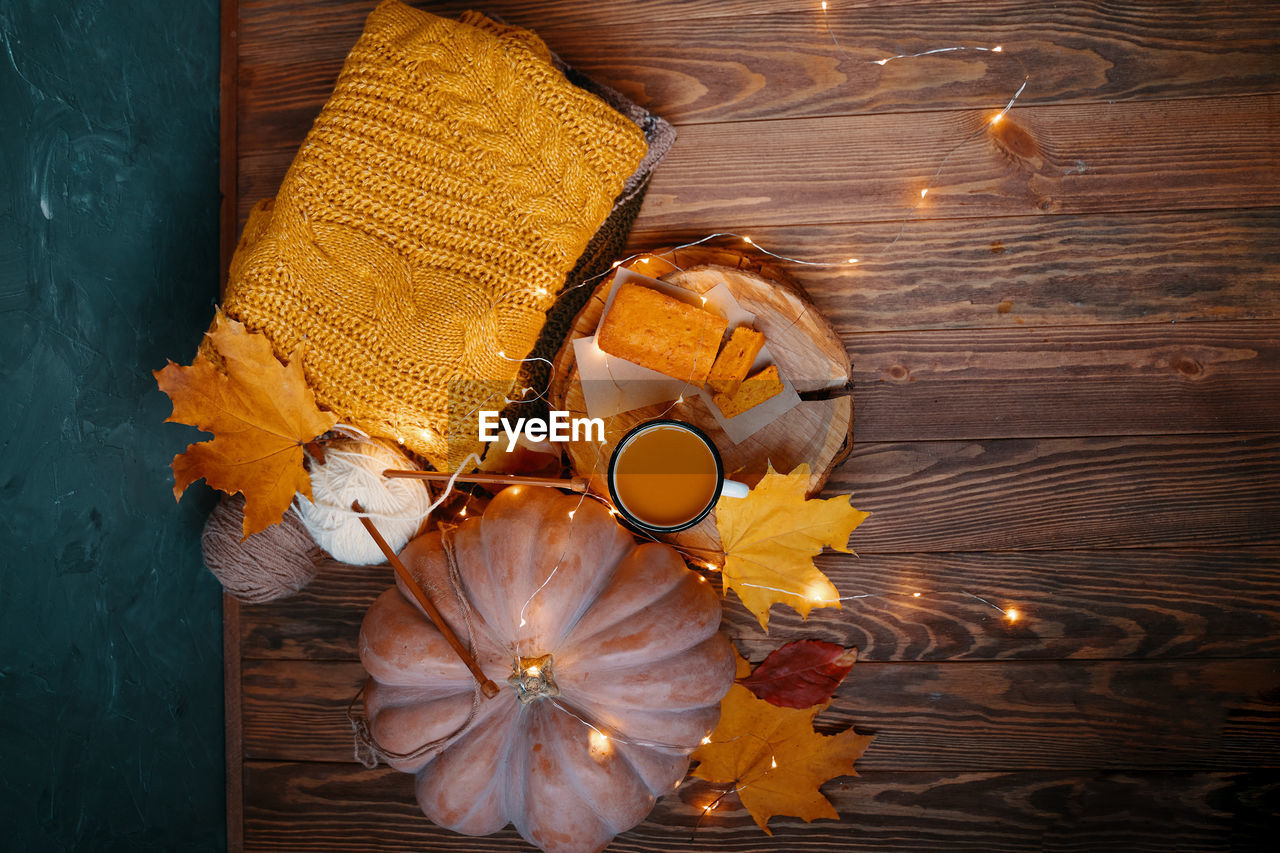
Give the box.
[606,420,748,533]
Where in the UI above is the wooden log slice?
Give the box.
[548,246,853,556]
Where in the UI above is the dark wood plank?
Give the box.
[636,95,1280,231]
[224,595,246,853]
[241,658,1280,771]
[237,1,1280,132]
[627,209,1280,331]
[239,559,384,661]
[734,548,1280,663]
[844,320,1280,440]
[551,1,1280,124]
[240,548,1280,663]
[243,761,1277,851]
[838,434,1280,552]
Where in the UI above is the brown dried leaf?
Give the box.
[738,640,858,708]
[154,310,337,537]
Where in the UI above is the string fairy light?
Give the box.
[872,44,1004,66]
[730,578,1022,621]
[810,3,1032,256]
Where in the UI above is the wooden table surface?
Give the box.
[221,1,1280,849]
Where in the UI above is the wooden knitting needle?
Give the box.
[352,500,500,699]
[382,470,590,493]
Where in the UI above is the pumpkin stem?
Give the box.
[508,653,559,705]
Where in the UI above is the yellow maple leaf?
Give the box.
[715,463,869,630]
[154,310,337,537]
[692,651,874,834]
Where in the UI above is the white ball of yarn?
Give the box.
[295,439,432,565]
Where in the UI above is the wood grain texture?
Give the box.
[845,320,1280,440]
[836,434,1280,552]
[224,595,245,853]
[240,657,1280,771]
[638,96,1280,231]
[548,1,1280,124]
[242,762,1276,851]
[240,548,1280,664]
[628,209,1280,331]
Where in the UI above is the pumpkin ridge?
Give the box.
[501,698,536,836]
[548,695,676,802]
[548,702,646,836]
[413,690,518,835]
[558,578,711,671]
[520,494,634,651]
[455,696,524,828]
[559,544,686,643]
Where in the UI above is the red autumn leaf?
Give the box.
[738,640,858,708]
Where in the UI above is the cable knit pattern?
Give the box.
[222,1,647,470]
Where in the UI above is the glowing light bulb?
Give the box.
[705,563,718,572]
[611,260,621,268]
[875,58,888,66]
[847,258,860,264]
[459,506,467,518]
[497,350,506,358]
[1006,608,1020,622]
[743,236,754,245]
[920,188,929,198]
[525,664,540,678]
[519,617,527,627]
[701,735,712,745]
[568,510,576,519]
[993,45,1003,52]
[821,1,828,9]
[699,295,708,306]
[989,112,1004,126]
[589,729,611,755]
[770,757,778,769]
[676,396,685,405]
[913,592,921,598]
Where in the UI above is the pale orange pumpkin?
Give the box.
[358,485,736,852]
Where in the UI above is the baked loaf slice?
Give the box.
[597,283,727,384]
[713,364,784,418]
[707,325,766,396]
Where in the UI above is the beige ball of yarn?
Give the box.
[202,493,323,603]
[295,439,432,565]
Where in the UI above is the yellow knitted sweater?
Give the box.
[223,1,647,470]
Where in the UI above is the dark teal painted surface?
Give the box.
[0,0,225,849]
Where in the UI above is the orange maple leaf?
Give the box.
[154,310,337,537]
[715,463,869,630]
[691,652,873,834]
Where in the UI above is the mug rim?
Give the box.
[607,419,725,533]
